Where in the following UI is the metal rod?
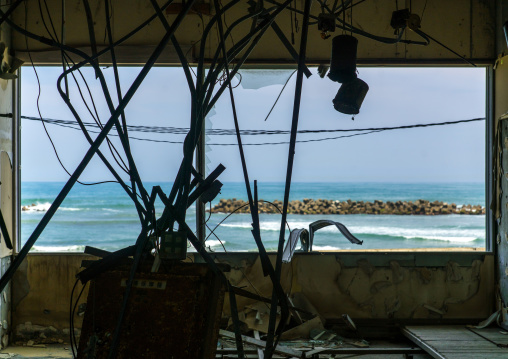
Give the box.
[0,0,193,294]
[265,0,312,356]
[270,21,312,78]
[12,70,20,252]
[0,0,23,27]
[103,3,199,357]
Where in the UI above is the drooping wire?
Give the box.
[17,115,485,136]
[71,281,88,355]
[16,115,486,145]
[421,0,428,23]
[69,278,79,358]
[204,200,292,244]
[38,0,131,174]
[25,2,115,186]
[264,70,296,121]
[417,29,477,67]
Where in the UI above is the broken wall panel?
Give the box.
[217,252,494,321]
[495,55,508,328]
[10,0,496,65]
[11,252,494,340]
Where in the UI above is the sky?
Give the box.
[20,66,486,183]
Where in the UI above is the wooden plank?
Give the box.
[402,327,445,359]
[219,330,302,358]
[404,326,481,340]
[403,326,508,359]
[435,352,508,359]
[425,341,500,350]
[304,347,424,356]
[469,328,508,343]
[253,331,264,359]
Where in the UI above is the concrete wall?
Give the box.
[218,252,494,321]
[0,0,16,349]
[11,251,494,338]
[10,0,496,65]
[493,0,508,329]
[12,255,89,332]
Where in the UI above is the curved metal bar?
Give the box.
[308,219,363,251]
[282,228,309,262]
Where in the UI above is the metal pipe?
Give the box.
[0,0,194,294]
[266,0,312,356]
[0,0,23,27]
[12,70,20,252]
[270,21,312,78]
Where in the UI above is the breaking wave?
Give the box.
[220,221,483,243]
[22,202,81,212]
[32,245,85,252]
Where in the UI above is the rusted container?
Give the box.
[77,262,225,358]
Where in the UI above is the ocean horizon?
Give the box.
[21,181,486,252]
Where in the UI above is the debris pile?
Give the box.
[14,322,70,346]
[210,198,485,215]
[218,292,370,357]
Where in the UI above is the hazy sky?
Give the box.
[21,66,486,183]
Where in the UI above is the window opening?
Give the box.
[21,66,487,252]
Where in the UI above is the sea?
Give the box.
[21,182,486,252]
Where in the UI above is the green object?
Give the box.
[160,231,187,260]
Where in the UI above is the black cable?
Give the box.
[16,115,486,135]
[37,0,154,212]
[18,113,487,135]
[69,278,79,358]
[264,70,296,121]
[417,29,477,67]
[205,200,292,243]
[71,281,88,355]
[211,129,381,145]
[24,4,116,186]
[36,0,131,175]
[17,115,485,145]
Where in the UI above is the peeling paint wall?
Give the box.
[494,0,508,329]
[217,252,494,321]
[11,252,494,336]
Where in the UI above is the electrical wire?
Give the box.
[38,0,131,174]
[16,115,485,136]
[71,281,88,355]
[24,3,116,186]
[264,70,296,121]
[69,278,79,358]
[16,114,485,146]
[205,200,292,244]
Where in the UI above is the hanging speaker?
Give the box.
[333,78,369,115]
[328,35,358,83]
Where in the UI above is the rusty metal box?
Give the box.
[77,262,225,358]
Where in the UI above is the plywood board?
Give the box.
[403,326,508,359]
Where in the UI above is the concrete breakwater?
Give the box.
[209,198,485,215]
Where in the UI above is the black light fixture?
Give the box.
[332,78,369,115]
[327,34,369,116]
[328,35,358,83]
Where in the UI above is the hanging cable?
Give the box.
[264,70,296,121]
[16,114,485,145]
[37,0,131,174]
[25,3,116,186]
